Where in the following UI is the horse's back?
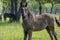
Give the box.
[32,13,55,31]
[40,13,55,28]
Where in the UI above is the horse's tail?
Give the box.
[55,17,60,27]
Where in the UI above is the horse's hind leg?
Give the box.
[49,26,58,40]
[46,26,54,40]
[24,30,28,40]
[52,29,57,40]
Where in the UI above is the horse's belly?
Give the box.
[32,26,46,31]
[22,20,47,31]
[32,23,47,31]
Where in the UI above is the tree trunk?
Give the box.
[11,0,18,14]
[50,3,54,14]
[14,0,17,14]
[11,0,19,21]
[39,2,42,14]
[2,7,5,13]
[16,6,21,21]
[11,0,14,14]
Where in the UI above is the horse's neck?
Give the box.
[22,13,25,20]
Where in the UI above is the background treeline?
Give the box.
[1,0,60,15]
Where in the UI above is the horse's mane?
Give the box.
[27,8,33,16]
[27,8,37,16]
[27,8,31,13]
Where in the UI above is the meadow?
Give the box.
[0,15,60,40]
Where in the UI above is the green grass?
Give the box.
[0,15,60,40]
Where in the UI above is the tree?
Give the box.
[36,0,47,14]
[2,0,11,13]
[2,0,21,21]
[47,0,60,13]
[11,0,18,14]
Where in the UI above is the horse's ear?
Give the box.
[25,2,27,7]
[20,2,22,7]
[20,2,27,7]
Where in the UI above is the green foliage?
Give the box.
[1,0,60,14]
[43,3,51,12]
[47,0,60,4]
[27,0,39,14]
[2,0,11,7]
[36,0,47,4]
[54,4,60,9]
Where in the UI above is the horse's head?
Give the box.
[20,2,27,7]
[20,2,30,19]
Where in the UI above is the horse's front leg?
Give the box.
[28,30,32,40]
[24,30,28,40]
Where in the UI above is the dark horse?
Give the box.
[3,13,16,22]
[20,2,60,40]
